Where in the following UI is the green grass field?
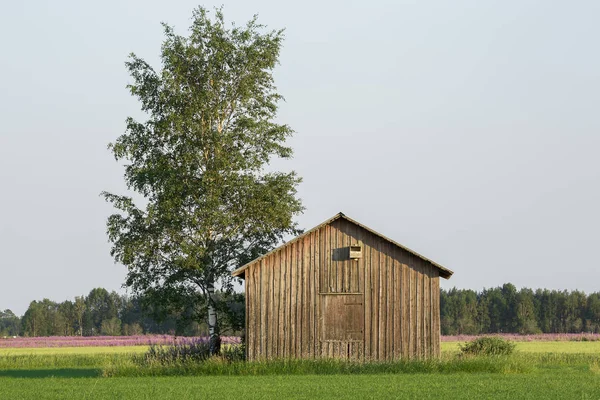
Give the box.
[1,342,599,399]
[1,373,599,400]
[442,340,600,354]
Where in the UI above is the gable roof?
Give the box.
[231,212,454,279]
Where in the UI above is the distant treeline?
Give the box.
[441,284,600,335]
[2,284,600,337]
[0,288,244,337]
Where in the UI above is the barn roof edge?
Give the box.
[231,212,453,279]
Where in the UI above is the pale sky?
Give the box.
[1,0,599,315]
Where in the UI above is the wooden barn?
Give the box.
[232,212,453,361]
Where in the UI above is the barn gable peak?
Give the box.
[231,212,453,279]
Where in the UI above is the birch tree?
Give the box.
[103,7,303,354]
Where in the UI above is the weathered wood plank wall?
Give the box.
[245,218,441,361]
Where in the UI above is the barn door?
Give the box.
[321,294,364,359]
[322,294,364,341]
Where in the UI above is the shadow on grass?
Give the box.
[0,368,102,378]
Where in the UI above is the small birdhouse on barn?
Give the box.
[232,212,453,361]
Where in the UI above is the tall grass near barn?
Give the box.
[103,356,538,377]
[3,350,598,379]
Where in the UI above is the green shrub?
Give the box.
[459,336,516,356]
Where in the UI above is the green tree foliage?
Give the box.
[21,301,43,337]
[57,301,76,336]
[122,322,144,336]
[83,288,121,335]
[516,288,539,334]
[73,296,86,336]
[0,309,21,337]
[102,7,302,353]
[586,293,600,333]
[440,288,479,334]
[101,317,122,336]
[21,299,60,337]
[501,283,518,332]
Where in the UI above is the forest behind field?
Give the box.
[0,288,244,338]
[440,283,600,335]
[2,283,599,337]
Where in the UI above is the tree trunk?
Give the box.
[207,280,221,355]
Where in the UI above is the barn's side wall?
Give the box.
[245,218,440,361]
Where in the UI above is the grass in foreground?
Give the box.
[1,341,600,399]
[1,372,599,400]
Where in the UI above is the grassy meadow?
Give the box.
[1,338,600,399]
[441,340,600,354]
[2,372,600,400]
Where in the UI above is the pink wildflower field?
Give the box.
[3,333,597,348]
[0,335,241,348]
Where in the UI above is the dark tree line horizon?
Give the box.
[2,283,600,337]
[441,283,600,335]
[0,287,244,338]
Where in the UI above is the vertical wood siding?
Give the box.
[245,218,441,361]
